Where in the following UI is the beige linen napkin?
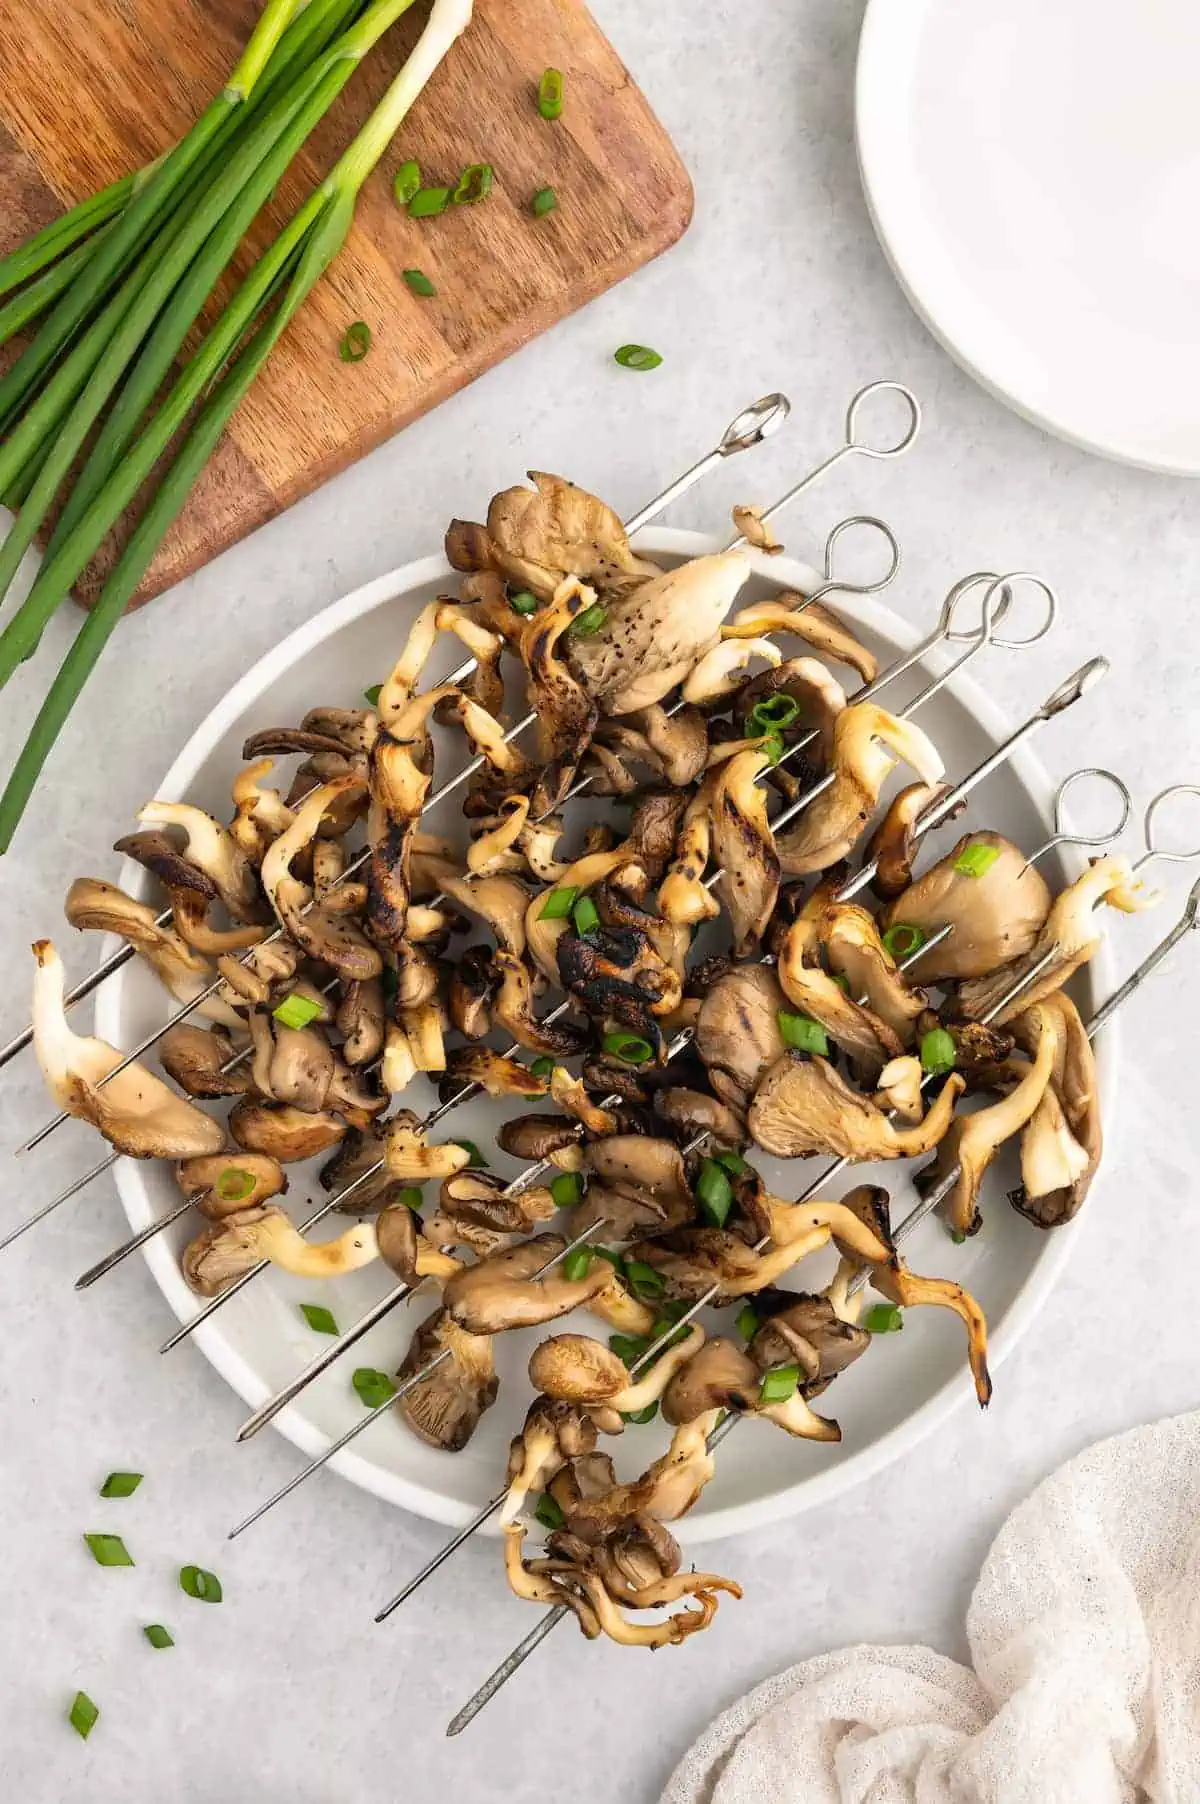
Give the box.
[661,1412,1200,1804]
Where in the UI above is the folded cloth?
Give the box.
[661,1411,1200,1804]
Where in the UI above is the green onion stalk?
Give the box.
[0,0,474,852]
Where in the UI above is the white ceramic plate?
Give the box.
[98,532,1115,1545]
[856,0,1200,474]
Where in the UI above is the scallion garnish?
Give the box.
[397,1186,424,1212]
[534,1492,565,1532]
[393,160,422,206]
[539,884,578,920]
[83,1533,134,1567]
[614,343,663,371]
[571,894,600,936]
[881,922,926,960]
[713,1150,748,1176]
[563,1246,593,1281]
[919,1027,957,1075]
[531,186,557,217]
[339,320,372,363]
[735,1304,759,1342]
[549,1171,584,1210]
[953,842,1001,878]
[353,1367,396,1410]
[600,1030,653,1065]
[538,67,565,119]
[609,1332,648,1364]
[68,1691,99,1740]
[509,589,539,616]
[272,991,323,1031]
[363,683,383,707]
[864,1303,904,1334]
[569,603,607,636]
[299,1302,339,1335]
[453,163,494,204]
[759,1363,801,1404]
[179,1564,222,1604]
[214,1167,257,1204]
[530,1055,556,1080]
[758,731,785,765]
[695,1157,734,1228]
[143,1624,174,1650]
[453,1140,488,1169]
[624,1259,665,1297]
[403,268,437,297]
[409,185,451,218]
[621,1401,658,1425]
[777,1010,830,1056]
[747,693,800,734]
[830,972,851,993]
[99,1471,142,1499]
[593,1246,625,1274]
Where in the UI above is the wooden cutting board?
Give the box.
[0,0,691,607]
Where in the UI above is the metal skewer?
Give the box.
[446,790,1200,1734]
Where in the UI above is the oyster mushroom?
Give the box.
[500,1396,599,1523]
[748,1052,964,1161]
[492,951,589,1058]
[695,963,790,1110]
[653,1087,746,1149]
[572,1136,697,1238]
[112,827,220,906]
[181,1206,379,1296]
[820,902,928,1044]
[557,919,680,1041]
[682,637,782,703]
[723,591,878,684]
[384,1115,471,1183]
[777,909,902,1082]
[519,577,601,811]
[593,708,708,793]
[458,470,659,598]
[176,1152,287,1219]
[319,1122,399,1212]
[135,801,263,921]
[560,1411,724,1534]
[623,1225,837,1304]
[441,1047,550,1100]
[1010,993,1102,1227]
[567,548,756,716]
[424,1171,557,1257]
[396,1306,499,1451]
[228,1097,346,1163]
[229,759,294,862]
[418,861,531,958]
[467,796,531,876]
[863,781,954,900]
[32,941,224,1159]
[708,748,780,955]
[336,977,385,1067]
[732,658,848,766]
[774,704,945,876]
[443,1235,613,1334]
[63,878,236,1022]
[661,1337,761,1423]
[260,778,382,981]
[448,945,498,1040]
[497,1114,586,1169]
[657,776,721,928]
[530,1326,705,1429]
[748,1290,870,1395]
[881,832,1052,983]
[159,1024,253,1099]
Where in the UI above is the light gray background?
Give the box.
[1,2,1197,1798]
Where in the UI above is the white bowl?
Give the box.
[98,531,1115,1545]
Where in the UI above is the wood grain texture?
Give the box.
[0,0,692,608]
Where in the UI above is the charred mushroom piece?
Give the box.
[695,964,790,1109]
[749,1052,964,1162]
[319,1122,398,1212]
[881,832,1052,983]
[160,1024,253,1099]
[228,1098,346,1163]
[396,1306,499,1451]
[662,1337,761,1424]
[32,941,224,1159]
[777,908,902,1083]
[724,591,879,684]
[653,1087,747,1149]
[134,801,263,922]
[519,578,602,811]
[733,659,848,767]
[64,879,227,1017]
[748,1291,870,1393]
[424,1171,557,1257]
[497,1114,585,1168]
[624,1225,836,1304]
[441,1047,549,1101]
[336,978,385,1067]
[708,749,780,956]
[448,945,498,1041]
[492,951,589,1058]
[181,1206,378,1295]
[1010,993,1102,1227]
[774,705,945,876]
[500,1396,599,1523]
[863,781,955,900]
[469,470,660,597]
[260,779,382,981]
[557,922,679,1041]
[820,902,928,1044]
[443,1235,612,1334]
[112,828,220,904]
[175,1152,287,1218]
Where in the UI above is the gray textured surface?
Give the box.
[2,1,1199,1798]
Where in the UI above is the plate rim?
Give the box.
[98,528,1117,1544]
[855,0,1200,478]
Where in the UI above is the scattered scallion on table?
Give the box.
[98,1471,143,1499]
[452,162,493,203]
[531,186,557,217]
[353,1367,397,1409]
[614,343,662,371]
[83,1533,134,1568]
[392,158,421,205]
[409,184,451,217]
[143,1624,174,1650]
[537,67,564,119]
[339,319,372,361]
[402,267,437,297]
[68,1691,100,1740]
[179,1565,223,1603]
[299,1302,339,1335]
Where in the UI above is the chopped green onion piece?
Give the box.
[614,343,663,371]
[509,589,539,616]
[68,1691,99,1740]
[621,1401,659,1425]
[539,884,578,920]
[393,160,422,206]
[214,1167,256,1203]
[530,1055,556,1080]
[534,1492,565,1531]
[531,186,558,217]
[881,922,927,960]
[538,67,565,119]
[777,1010,830,1056]
[453,162,494,204]
[569,603,607,637]
[83,1533,133,1568]
[99,1472,142,1499]
[142,1624,174,1650]
[593,1246,625,1274]
[919,1028,957,1075]
[409,185,451,218]
[759,1363,801,1404]
[735,1304,759,1343]
[179,1565,222,1604]
[695,1157,735,1228]
[403,267,437,298]
[571,894,600,936]
[649,1317,690,1351]
[949,1229,967,1246]
[830,972,851,993]
[549,1171,584,1210]
[625,1259,665,1297]
[864,1303,904,1334]
[454,1140,488,1169]
[272,991,324,1031]
[299,1302,339,1336]
[758,731,785,765]
[339,320,371,363]
[609,1333,649,1365]
[563,1246,593,1281]
[397,1186,424,1213]
[713,1150,748,1176]
[353,1367,396,1410]
[747,693,800,733]
[363,683,383,707]
[600,1030,653,1065]
[952,842,1001,878]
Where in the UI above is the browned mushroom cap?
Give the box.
[707,748,781,956]
[862,782,954,901]
[530,1326,704,1422]
[695,963,790,1110]
[318,1121,397,1212]
[335,978,385,1067]
[733,658,848,766]
[182,1203,286,1295]
[113,828,220,903]
[662,1337,761,1425]
[492,951,589,1058]
[820,903,927,1045]
[749,1052,964,1162]
[748,1291,870,1392]
[575,1136,696,1235]
[497,1114,585,1167]
[473,470,660,597]
[517,579,602,812]
[134,801,265,922]
[501,1396,601,1524]
[440,1047,549,1100]
[261,780,382,981]
[881,831,1052,983]
[424,1171,556,1257]
[301,705,376,753]
[774,705,944,877]
[448,945,498,1040]
[395,1306,499,1451]
[264,1020,337,1113]
[590,706,709,795]
[242,724,361,761]
[176,1152,287,1218]
[443,1235,612,1334]
[777,909,902,1083]
[625,1226,832,1304]
[565,1411,724,1535]
[724,592,878,683]
[375,1202,421,1281]
[653,1087,747,1149]
[64,879,212,1002]
[160,1024,253,1099]
[1009,992,1102,1228]
[228,1097,346,1163]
